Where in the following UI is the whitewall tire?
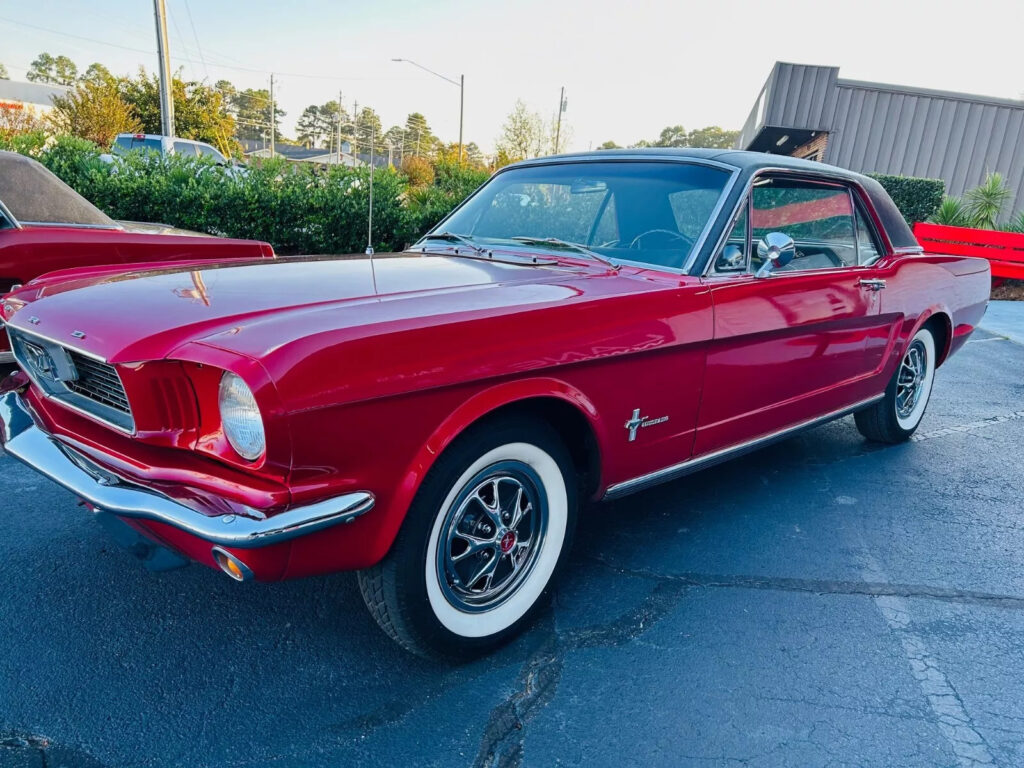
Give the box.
[358,415,578,659]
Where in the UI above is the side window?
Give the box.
[198,144,227,163]
[855,207,881,265]
[173,142,199,157]
[751,178,858,272]
[714,203,748,273]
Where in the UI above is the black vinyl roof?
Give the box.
[509,148,918,252]
[0,151,116,228]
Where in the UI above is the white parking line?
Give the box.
[860,553,995,767]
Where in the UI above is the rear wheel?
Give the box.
[855,326,936,443]
[357,416,578,659]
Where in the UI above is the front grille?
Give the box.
[65,352,131,414]
[7,326,135,432]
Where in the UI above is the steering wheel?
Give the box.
[628,229,693,251]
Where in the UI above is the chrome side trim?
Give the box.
[603,395,884,500]
[0,391,374,548]
[0,351,13,365]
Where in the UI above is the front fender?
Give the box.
[354,377,607,571]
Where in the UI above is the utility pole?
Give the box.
[555,86,566,154]
[366,122,375,255]
[352,99,359,160]
[269,74,275,158]
[153,0,175,137]
[337,90,344,164]
[458,74,464,164]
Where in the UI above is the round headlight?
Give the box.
[218,372,266,461]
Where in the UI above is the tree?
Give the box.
[81,63,116,87]
[684,126,739,149]
[0,63,8,80]
[598,140,621,150]
[296,100,349,149]
[653,125,687,148]
[403,112,435,156]
[496,99,544,161]
[119,69,236,152]
[50,79,140,147]
[232,88,283,141]
[464,141,485,168]
[355,106,382,152]
[27,52,78,85]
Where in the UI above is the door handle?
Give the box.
[859,278,886,291]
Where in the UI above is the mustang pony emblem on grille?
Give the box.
[22,341,56,381]
[19,338,79,383]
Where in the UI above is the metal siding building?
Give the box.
[737,62,1024,215]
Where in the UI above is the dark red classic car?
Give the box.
[0,149,990,658]
[0,150,274,364]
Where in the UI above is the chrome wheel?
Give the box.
[436,461,548,613]
[896,340,927,420]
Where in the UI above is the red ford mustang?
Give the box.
[0,150,274,365]
[0,149,990,658]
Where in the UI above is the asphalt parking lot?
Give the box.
[2,312,1023,768]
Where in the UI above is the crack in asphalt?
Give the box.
[586,556,1024,611]
[472,580,689,768]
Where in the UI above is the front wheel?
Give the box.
[357,416,578,659]
[855,326,937,443]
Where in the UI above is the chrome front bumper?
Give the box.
[0,391,374,548]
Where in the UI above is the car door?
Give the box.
[694,174,894,455]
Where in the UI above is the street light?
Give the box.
[392,58,464,163]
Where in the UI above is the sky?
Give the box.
[1,0,1022,153]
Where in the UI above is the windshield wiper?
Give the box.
[509,237,619,270]
[418,231,484,254]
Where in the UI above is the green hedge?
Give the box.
[867,173,945,225]
[1,134,490,255]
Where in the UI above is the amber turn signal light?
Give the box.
[212,547,254,582]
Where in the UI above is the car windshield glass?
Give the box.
[432,161,731,270]
[0,151,115,227]
[112,136,162,155]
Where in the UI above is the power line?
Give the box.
[0,16,420,82]
[181,0,210,82]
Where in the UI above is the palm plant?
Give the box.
[931,196,972,227]
[999,210,1024,234]
[964,172,1012,229]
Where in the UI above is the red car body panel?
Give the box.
[0,152,992,584]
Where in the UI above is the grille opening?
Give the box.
[65,351,131,414]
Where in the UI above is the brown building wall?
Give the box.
[790,132,829,162]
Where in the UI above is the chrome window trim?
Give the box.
[0,198,21,230]
[702,167,896,278]
[6,325,135,435]
[421,156,743,277]
[603,394,884,500]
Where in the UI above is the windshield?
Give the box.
[431,161,731,270]
[112,135,163,155]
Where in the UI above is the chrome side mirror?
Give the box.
[755,232,796,278]
[715,243,745,272]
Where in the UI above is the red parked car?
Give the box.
[0,150,990,658]
[0,150,273,364]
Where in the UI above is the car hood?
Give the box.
[3,253,608,364]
